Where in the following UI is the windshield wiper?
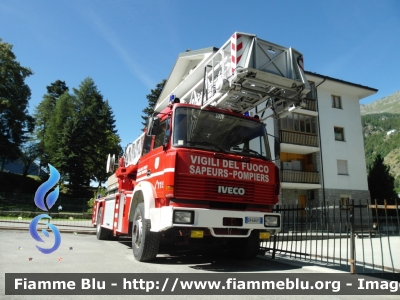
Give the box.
[186,140,226,153]
[241,149,268,161]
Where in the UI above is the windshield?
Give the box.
[173,106,272,160]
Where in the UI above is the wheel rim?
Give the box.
[133,218,143,248]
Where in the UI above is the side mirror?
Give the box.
[274,137,280,160]
[164,130,170,145]
[147,117,160,136]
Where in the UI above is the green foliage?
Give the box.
[45,92,75,170]
[362,113,400,168]
[367,154,397,203]
[87,187,107,213]
[34,80,69,170]
[141,79,166,129]
[0,39,34,169]
[19,142,39,177]
[33,77,121,196]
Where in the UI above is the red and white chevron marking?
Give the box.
[297,55,304,71]
[231,33,243,73]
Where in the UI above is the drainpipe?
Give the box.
[315,78,327,223]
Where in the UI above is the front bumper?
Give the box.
[149,206,281,237]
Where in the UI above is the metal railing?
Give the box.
[0,191,90,213]
[303,98,317,111]
[262,199,400,274]
[280,130,318,147]
[0,191,95,233]
[0,211,95,233]
[281,170,320,184]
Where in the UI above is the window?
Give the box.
[142,134,152,155]
[280,113,317,134]
[337,160,348,175]
[332,95,342,109]
[172,107,272,159]
[340,195,351,206]
[334,127,344,141]
[154,119,170,148]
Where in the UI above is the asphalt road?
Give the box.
[0,229,398,300]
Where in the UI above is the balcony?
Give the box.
[281,170,320,184]
[302,98,317,112]
[280,130,318,147]
[280,130,319,154]
[280,170,321,190]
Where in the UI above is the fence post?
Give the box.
[350,199,355,274]
[272,234,277,259]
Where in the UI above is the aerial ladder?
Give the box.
[155,32,311,119]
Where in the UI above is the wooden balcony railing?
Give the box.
[280,130,319,147]
[281,170,320,184]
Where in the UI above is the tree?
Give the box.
[89,101,122,186]
[32,77,121,195]
[0,39,34,175]
[367,154,397,204]
[45,92,75,168]
[18,141,39,191]
[50,78,121,195]
[141,79,166,129]
[34,80,69,173]
[19,142,39,178]
[53,114,86,194]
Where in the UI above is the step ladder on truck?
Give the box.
[92,32,311,262]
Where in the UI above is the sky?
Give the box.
[1,0,399,149]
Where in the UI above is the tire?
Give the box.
[96,207,110,240]
[132,203,160,262]
[227,230,260,259]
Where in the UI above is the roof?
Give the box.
[305,71,378,92]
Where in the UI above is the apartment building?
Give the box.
[261,71,377,208]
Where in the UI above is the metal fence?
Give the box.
[0,191,90,212]
[0,191,95,233]
[262,199,400,274]
[0,211,95,233]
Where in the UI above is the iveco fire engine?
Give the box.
[92,32,311,261]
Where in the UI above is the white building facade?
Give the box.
[262,71,377,207]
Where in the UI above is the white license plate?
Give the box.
[245,217,262,224]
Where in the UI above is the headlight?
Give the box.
[264,215,279,227]
[173,210,194,224]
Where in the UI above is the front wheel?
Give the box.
[96,207,110,240]
[132,203,160,262]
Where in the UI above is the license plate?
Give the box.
[245,217,262,224]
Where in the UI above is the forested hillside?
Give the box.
[362,113,400,188]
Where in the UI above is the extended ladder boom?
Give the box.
[155,32,311,117]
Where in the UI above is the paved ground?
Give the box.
[263,235,400,272]
[1,229,399,300]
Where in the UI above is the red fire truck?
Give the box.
[92,32,310,261]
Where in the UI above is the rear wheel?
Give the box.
[132,203,160,262]
[96,207,110,240]
[227,230,260,259]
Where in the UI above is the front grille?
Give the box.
[175,174,276,205]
